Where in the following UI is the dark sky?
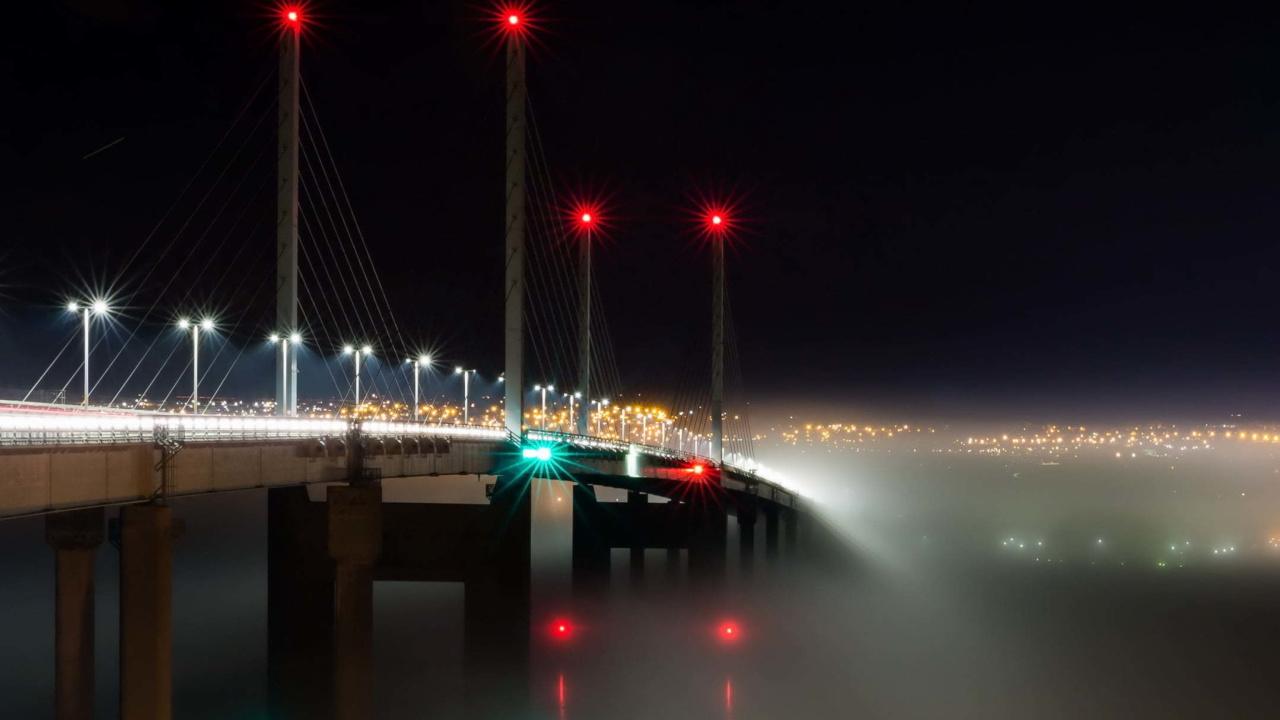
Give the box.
[5,0,1280,420]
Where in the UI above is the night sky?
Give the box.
[6,0,1280,420]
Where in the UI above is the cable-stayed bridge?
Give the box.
[6,7,828,720]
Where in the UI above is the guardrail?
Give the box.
[525,429,800,506]
[0,413,507,447]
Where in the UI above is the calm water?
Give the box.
[3,449,1280,718]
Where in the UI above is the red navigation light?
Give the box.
[691,464,705,475]
[712,215,723,225]
[718,621,741,643]
[549,618,575,640]
[287,10,298,22]
[581,212,593,224]
[508,14,520,24]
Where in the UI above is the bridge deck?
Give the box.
[0,408,799,519]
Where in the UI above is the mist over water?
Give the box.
[3,431,1280,718]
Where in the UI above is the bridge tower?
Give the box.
[576,213,594,434]
[709,213,727,463]
[275,9,302,416]
[503,13,528,438]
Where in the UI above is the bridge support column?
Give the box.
[571,484,609,596]
[268,487,332,720]
[763,504,780,560]
[119,504,175,720]
[466,475,531,717]
[46,507,105,720]
[627,491,645,587]
[736,499,757,580]
[328,484,382,720]
[783,507,799,555]
[686,509,727,583]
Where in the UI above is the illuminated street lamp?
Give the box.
[535,384,555,431]
[269,332,303,416]
[567,392,582,435]
[68,300,109,406]
[591,398,610,437]
[343,345,373,407]
[406,354,432,422]
[178,318,215,412]
[455,367,476,424]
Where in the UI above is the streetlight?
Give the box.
[406,354,432,422]
[455,367,476,424]
[591,398,610,437]
[567,392,581,435]
[534,384,555,431]
[270,333,302,416]
[178,318,214,412]
[344,345,373,408]
[68,300,109,406]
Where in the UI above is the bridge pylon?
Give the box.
[275,10,302,416]
[503,17,527,437]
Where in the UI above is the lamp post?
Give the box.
[407,354,431,422]
[567,392,581,435]
[68,300,109,407]
[178,318,214,412]
[535,384,554,431]
[343,345,372,409]
[592,398,609,437]
[269,333,302,416]
[455,367,476,424]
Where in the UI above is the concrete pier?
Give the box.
[118,504,175,720]
[465,475,531,717]
[736,499,757,579]
[46,507,105,720]
[763,504,780,560]
[328,483,383,720]
[267,487,333,720]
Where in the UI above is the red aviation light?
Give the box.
[493,2,537,41]
[718,621,742,643]
[565,194,612,239]
[690,194,746,242]
[275,3,308,35]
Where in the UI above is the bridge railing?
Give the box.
[524,429,801,506]
[0,413,509,447]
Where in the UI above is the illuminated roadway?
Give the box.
[0,401,801,520]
